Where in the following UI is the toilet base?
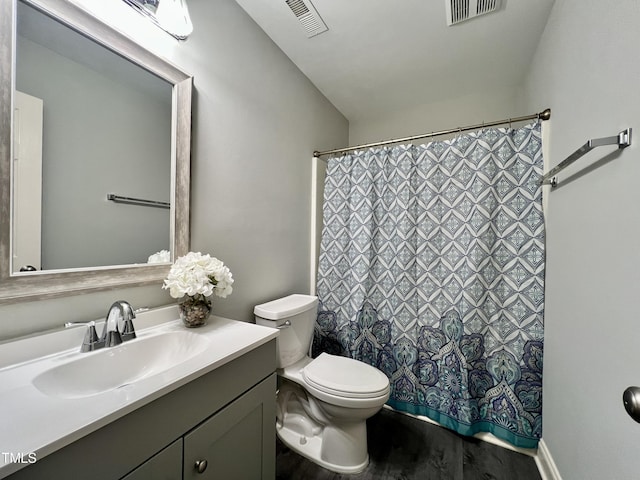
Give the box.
[277,423,369,474]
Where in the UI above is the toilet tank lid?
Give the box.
[254,294,318,320]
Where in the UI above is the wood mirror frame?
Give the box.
[0,0,191,303]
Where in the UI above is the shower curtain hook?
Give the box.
[509,118,513,129]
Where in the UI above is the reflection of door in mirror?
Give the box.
[15,1,173,271]
[13,91,43,273]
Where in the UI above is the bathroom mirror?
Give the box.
[0,0,192,303]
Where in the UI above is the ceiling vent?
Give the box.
[446,0,501,26]
[285,0,328,38]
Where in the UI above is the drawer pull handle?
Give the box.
[195,459,208,474]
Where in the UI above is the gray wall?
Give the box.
[0,0,347,341]
[173,0,348,320]
[16,36,172,269]
[523,1,640,478]
[349,87,523,146]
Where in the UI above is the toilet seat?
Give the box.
[301,353,390,408]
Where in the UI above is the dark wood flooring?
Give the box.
[276,408,542,480]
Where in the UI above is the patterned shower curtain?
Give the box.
[314,121,545,448]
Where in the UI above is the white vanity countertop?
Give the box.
[0,306,278,478]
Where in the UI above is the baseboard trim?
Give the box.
[535,438,562,480]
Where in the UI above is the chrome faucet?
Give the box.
[65,300,137,352]
[102,300,137,347]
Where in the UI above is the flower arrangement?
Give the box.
[163,251,234,300]
[148,249,170,263]
[163,252,233,327]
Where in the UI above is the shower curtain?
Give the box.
[314,121,545,448]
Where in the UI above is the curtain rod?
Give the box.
[313,108,551,158]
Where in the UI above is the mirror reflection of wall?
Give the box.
[14,1,173,272]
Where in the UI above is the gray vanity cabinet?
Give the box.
[7,341,276,480]
[121,440,183,480]
[183,375,275,479]
[123,374,275,480]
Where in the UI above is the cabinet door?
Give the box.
[121,439,182,480]
[184,374,276,480]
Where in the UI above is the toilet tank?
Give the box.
[254,294,318,368]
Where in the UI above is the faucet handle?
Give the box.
[64,321,94,328]
[80,322,104,353]
[81,321,103,352]
[64,321,103,352]
[119,301,137,342]
[121,317,136,342]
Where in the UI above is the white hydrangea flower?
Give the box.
[147,249,171,263]
[163,252,234,300]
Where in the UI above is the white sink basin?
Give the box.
[32,331,209,399]
[0,307,279,480]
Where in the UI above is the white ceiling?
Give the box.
[233,0,556,122]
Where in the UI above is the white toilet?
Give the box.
[254,294,390,474]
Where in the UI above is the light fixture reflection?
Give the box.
[123,0,193,40]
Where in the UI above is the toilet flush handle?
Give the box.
[277,320,292,329]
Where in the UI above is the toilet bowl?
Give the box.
[254,294,390,474]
